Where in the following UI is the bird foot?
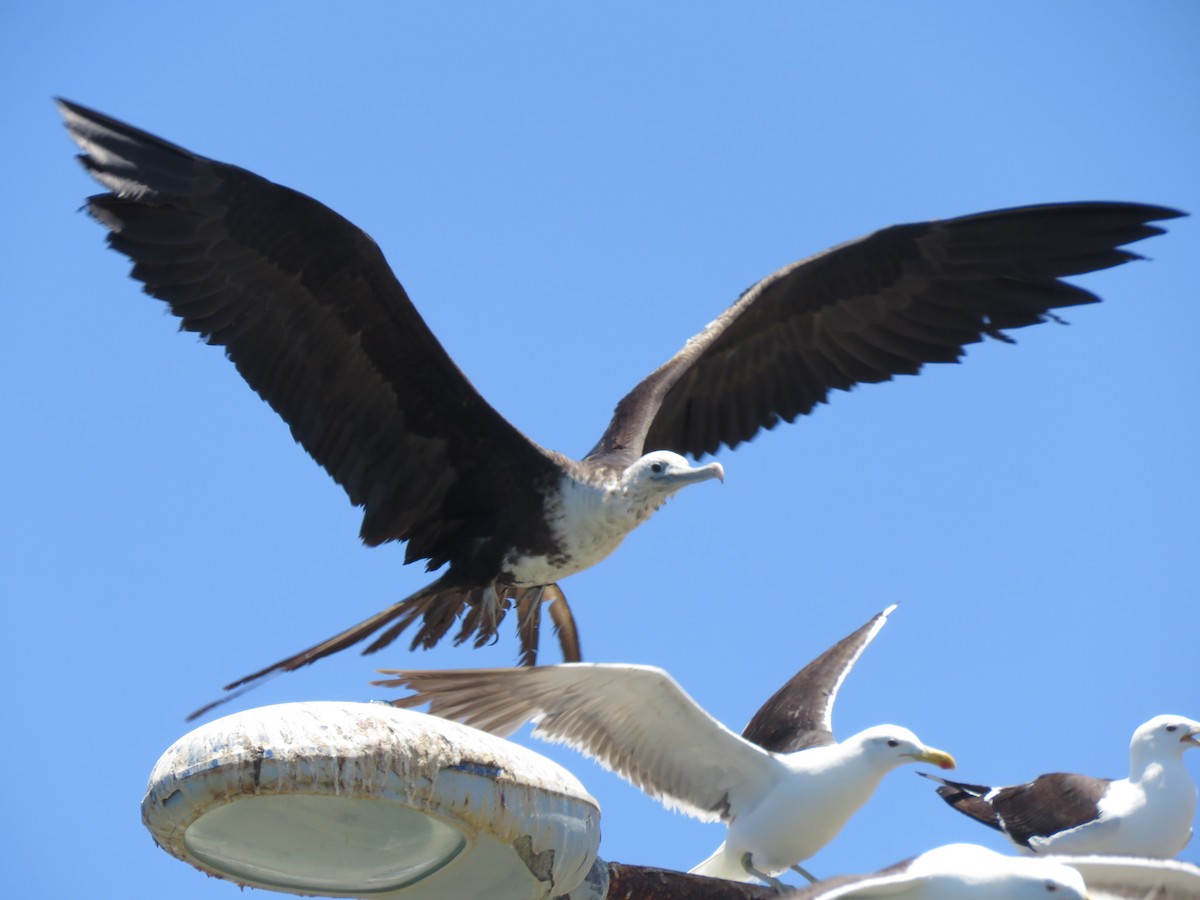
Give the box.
[791,863,818,883]
[741,853,787,894]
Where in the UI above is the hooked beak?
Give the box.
[908,746,957,770]
[1182,726,1200,747]
[667,460,724,485]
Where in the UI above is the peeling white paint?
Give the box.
[143,701,600,899]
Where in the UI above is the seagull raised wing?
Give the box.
[384,662,781,822]
[742,603,895,753]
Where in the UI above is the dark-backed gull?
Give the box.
[922,715,1199,857]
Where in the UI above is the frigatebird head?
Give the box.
[622,449,724,493]
[618,450,724,518]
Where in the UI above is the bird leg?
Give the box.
[512,583,582,666]
[791,863,818,883]
[740,853,787,894]
[544,583,582,662]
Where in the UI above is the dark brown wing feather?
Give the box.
[58,98,560,567]
[740,604,894,753]
[588,202,1183,463]
[926,771,1111,848]
[987,773,1112,848]
[923,773,1007,833]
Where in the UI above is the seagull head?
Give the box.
[620,450,724,509]
[853,724,956,771]
[1133,714,1200,755]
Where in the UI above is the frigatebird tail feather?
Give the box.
[189,576,463,720]
[515,590,542,667]
[190,577,588,720]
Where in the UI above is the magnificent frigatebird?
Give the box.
[58,98,1181,711]
[921,715,1200,858]
[377,605,955,889]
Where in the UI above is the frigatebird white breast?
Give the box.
[376,605,955,889]
[57,98,1183,713]
[921,715,1200,858]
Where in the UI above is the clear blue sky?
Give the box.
[3,3,1197,897]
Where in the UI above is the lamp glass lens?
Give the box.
[185,795,467,893]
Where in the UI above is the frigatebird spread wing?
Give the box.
[589,204,1181,464]
[59,97,1183,707]
[58,97,563,559]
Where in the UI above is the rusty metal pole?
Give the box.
[605,863,781,899]
[560,859,782,900]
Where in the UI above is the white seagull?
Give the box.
[921,714,1200,858]
[375,604,955,890]
[780,843,1092,899]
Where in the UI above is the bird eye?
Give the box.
[1167,724,1178,732]
[650,462,665,474]
[887,739,899,748]
[1044,883,1058,893]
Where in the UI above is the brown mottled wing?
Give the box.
[587,202,1183,463]
[58,99,560,566]
[741,604,895,753]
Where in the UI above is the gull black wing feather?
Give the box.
[986,773,1113,848]
[588,202,1183,463]
[924,771,1112,849]
[58,99,560,566]
[741,604,895,753]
